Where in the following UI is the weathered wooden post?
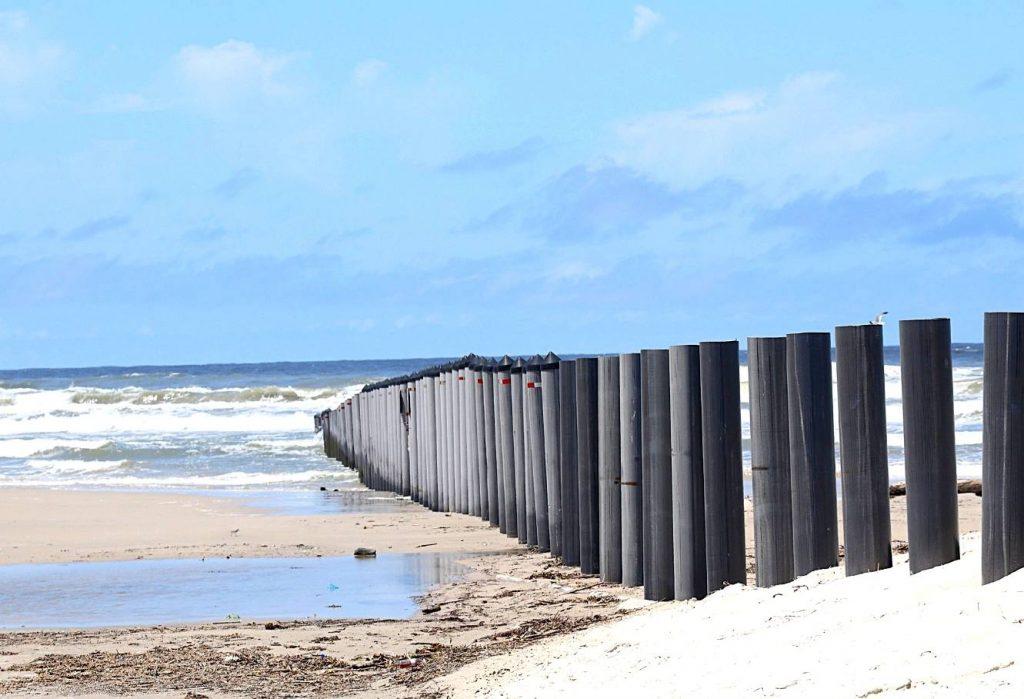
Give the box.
[619,352,643,587]
[900,318,960,573]
[835,324,892,576]
[983,312,1024,584]
[642,349,673,600]
[669,344,706,600]
[496,357,517,536]
[526,358,549,550]
[700,340,745,592]
[541,353,563,556]
[787,332,838,575]
[576,357,600,574]
[598,355,623,583]
[482,362,500,527]
[511,358,530,545]
[559,359,580,565]
[748,337,795,587]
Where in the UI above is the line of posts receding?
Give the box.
[316,313,1024,598]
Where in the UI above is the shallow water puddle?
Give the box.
[0,553,469,629]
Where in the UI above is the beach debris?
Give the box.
[396,658,421,669]
[354,547,377,558]
[319,486,327,491]
[264,621,283,630]
[421,604,442,614]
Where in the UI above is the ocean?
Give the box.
[0,345,985,493]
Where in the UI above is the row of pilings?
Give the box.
[318,313,1024,598]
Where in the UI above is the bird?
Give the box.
[871,311,888,326]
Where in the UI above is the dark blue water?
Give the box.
[0,553,470,629]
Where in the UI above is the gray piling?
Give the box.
[700,340,746,592]
[598,355,623,583]
[497,358,517,537]
[576,357,600,574]
[641,349,673,600]
[668,344,706,600]
[541,355,563,556]
[835,323,892,576]
[483,367,500,527]
[982,312,1024,584]
[748,337,795,587]
[526,362,549,551]
[475,365,489,520]
[786,332,839,576]
[559,360,580,566]
[619,352,644,587]
[900,318,960,573]
[510,360,530,545]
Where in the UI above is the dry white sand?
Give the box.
[434,532,1024,697]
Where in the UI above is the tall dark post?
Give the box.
[641,349,673,600]
[598,355,622,583]
[787,332,839,576]
[619,353,643,587]
[510,360,529,545]
[669,345,706,600]
[700,340,745,592]
[900,318,960,573]
[748,337,795,587]
[983,312,1024,584]
[497,359,518,538]
[835,324,892,576]
[559,360,580,566]
[541,355,563,556]
[576,358,600,574]
[526,362,549,551]
[482,367,500,527]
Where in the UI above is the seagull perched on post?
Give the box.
[871,311,888,326]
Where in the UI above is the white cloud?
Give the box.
[174,40,297,111]
[0,11,66,116]
[612,71,948,195]
[628,5,663,41]
[0,10,29,33]
[352,58,388,87]
[85,92,158,114]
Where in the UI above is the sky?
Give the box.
[1,1,1023,368]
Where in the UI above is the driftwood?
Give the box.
[889,479,982,497]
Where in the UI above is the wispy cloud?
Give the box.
[628,5,663,41]
[212,168,260,199]
[0,10,66,116]
[440,137,544,173]
[84,92,159,114]
[174,40,298,112]
[352,58,388,86]
[64,215,131,241]
[758,174,1024,246]
[479,163,743,242]
[972,68,1012,94]
[612,71,947,192]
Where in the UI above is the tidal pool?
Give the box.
[0,552,469,629]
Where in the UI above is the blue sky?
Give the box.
[1,1,1022,368]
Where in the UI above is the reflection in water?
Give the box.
[0,553,471,629]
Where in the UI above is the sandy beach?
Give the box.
[0,486,992,697]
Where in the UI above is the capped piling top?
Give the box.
[510,357,528,374]
[496,354,515,369]
[540,351,561,370]
[525,354,545,370]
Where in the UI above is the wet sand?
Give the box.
[0,487,985,697]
